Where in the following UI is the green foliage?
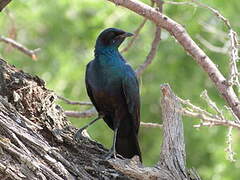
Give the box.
[1,0,240,179]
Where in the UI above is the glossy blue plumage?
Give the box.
[85,28,142,161]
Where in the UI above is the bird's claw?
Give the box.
[73,128,84,142]
[104,150,116,160]
[103,149,123,160]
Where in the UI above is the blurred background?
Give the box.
[0,0,240,179]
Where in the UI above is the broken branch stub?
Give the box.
[159,84,192,179]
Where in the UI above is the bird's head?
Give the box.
[95,28,133,52]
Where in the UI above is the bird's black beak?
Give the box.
[118,32,134,38]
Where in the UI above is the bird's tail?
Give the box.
[116,132,142,162]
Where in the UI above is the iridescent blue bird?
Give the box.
[74,28,142,162]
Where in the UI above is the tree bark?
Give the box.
[0,59,200,179]
[0,0,12,11]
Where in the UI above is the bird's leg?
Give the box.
[74,114,103,141]
[104,127,119,160]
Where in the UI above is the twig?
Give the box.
[196,35,228,54]
[200,22,228,42]
[225,105,240,122]
[190,0,240,88]
[178,97,216,119]
[107,0,240,121]
[64,108,97,118]
[228,30,240,87]
[135,0,163,77]
[140,122,162,128]
[57,95,92,106]
[200,90,224,120]
[65,109,163,128]
[120,19,148,53]
[0,35,40,60]
[182,109,240,130]
[178,96,240,130]
[120,0,155,53]
[225,127,235,162]
[163,0,194,6]
[191,0,231,28]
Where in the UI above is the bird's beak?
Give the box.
[119,32,134,38]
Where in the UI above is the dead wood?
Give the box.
[0,59,200,179]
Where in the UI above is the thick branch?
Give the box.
[107,0,240,120]
[0,0,11,11]
[159,84,187,179]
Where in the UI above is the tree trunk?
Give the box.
[0,58,200,180]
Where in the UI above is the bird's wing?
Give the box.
[85,62,100,112]
[122,64,140,133]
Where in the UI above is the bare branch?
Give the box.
[225,105,240,122]
[120,19,148,53]
[135,25,161,77]
[65,109,163,128]
[200,90,225,120]
[0,35,40,60]
[64,108,97,118]
[228,30,240,87]
[57,95,92,106]
[163,0,194,6]
[196,35,228,54]
[178,94,240,130]
[140,122,162,128]
[120,0,155,53]
[225,127,235,162]
[106,0,240,120]
[135,0,163,77]
[178,97,216,119]
[0,0,11,11]
[191,0,231,29]
[183,109,240,130]
[191,0,240,88]
[200,22,228,41]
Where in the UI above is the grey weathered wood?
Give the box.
[109,84,201,180]
[158,84,187,179]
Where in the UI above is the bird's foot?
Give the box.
[103,149,124,160]
[73,128,85,142]
[104,150,116,160]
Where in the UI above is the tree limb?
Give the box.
[106,0,240,120]
[0,0,11,11]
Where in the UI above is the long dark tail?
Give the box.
[116,132,142,162]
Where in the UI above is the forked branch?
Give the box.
[106,0,240,121]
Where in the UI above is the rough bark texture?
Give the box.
[0,59,200,179]
[0,59,129,180]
